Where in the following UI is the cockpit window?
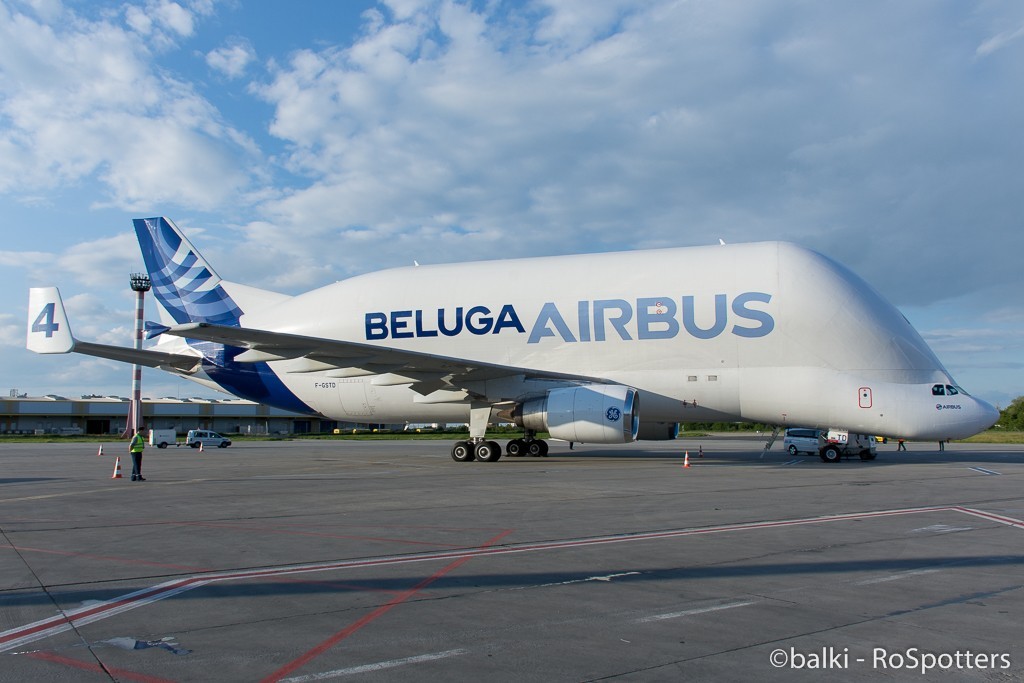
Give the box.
[945,385,958,395]
[932,384,945,396]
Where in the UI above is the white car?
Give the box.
[782,428,821,455]
[186,430,231,448]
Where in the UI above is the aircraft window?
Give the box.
[931,384,945,396]
[945,385,958,395]
[952,384,970,396]
[687,375,697,382]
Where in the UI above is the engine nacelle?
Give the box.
[512,384,639,443]
[636,421,679,441]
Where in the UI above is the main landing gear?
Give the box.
[504,432,548,458]
[451,402,550,463]
[451,439,502,463]
[449,435,550,462]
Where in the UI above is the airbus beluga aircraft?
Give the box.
[27,217,997,461]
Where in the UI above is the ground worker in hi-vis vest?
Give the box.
[129,430,147,481]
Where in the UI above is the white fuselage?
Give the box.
[173,241,996,440]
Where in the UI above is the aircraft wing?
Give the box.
[163,322,606,396]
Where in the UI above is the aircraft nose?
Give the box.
[973,397,1000,433]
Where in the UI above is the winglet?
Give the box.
[27,287,75,354]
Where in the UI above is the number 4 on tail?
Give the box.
[32,302,60,337]
[27,287,73,354]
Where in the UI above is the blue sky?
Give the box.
[1,0,1022,408]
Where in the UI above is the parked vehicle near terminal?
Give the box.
[186,430,231,448]
[148,428,178,448]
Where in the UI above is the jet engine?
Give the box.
[511,384,639,443]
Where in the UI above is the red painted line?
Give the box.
[259,529,515,683]
[0,577,203,648]
[26,651,177,683]
[175,520,466,548]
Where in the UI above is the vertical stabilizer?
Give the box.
[133,217,243,326]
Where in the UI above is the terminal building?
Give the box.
[0,394,358,436]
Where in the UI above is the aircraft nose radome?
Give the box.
[977,398,1000,432]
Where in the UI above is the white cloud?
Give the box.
[244,0,1024,307]
[0,313,21,347]
[124,5,154,35]
[1,1,1022,403]
[153,0,193,36]
[206,39,256,79]
[0,1,260,208]
[976,24,1024,57]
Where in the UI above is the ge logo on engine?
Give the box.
[606,407,621,422]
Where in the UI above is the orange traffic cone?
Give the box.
[199,441,204,453]
[97,444,104,457]
[683,452,691,468]
[111,456,123,479]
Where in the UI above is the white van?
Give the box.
[186,430,231,448]
[783,428,821,455]
[148,429,178,448]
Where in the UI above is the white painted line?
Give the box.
[953,507,1024,529]
[280,648,468,681]
[910,524,973,534]
[782,459,802,466]
[3,505,1020,653]
[969,466,1001,476]
[520,571,641,590]
[855,568,940,585]
[636,600,757,623]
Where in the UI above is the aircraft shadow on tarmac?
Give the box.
[5,554,1023,608]
[533,449,1024,467]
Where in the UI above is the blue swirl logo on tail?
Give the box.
[133,217,243,325]
[133,217,313,416]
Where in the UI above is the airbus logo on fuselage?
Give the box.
[365,293,775,343]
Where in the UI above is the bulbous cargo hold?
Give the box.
[736,243,997,440]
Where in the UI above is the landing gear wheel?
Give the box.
[788,445,798,455]
[506,439,527,457]
[527,440,549,457]
[451,441,475,462]
[820,445,842,463]
[475,440,502,462]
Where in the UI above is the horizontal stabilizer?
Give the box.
[26,287,200,373]
[145,321,172,338]
[73,341,201,373]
